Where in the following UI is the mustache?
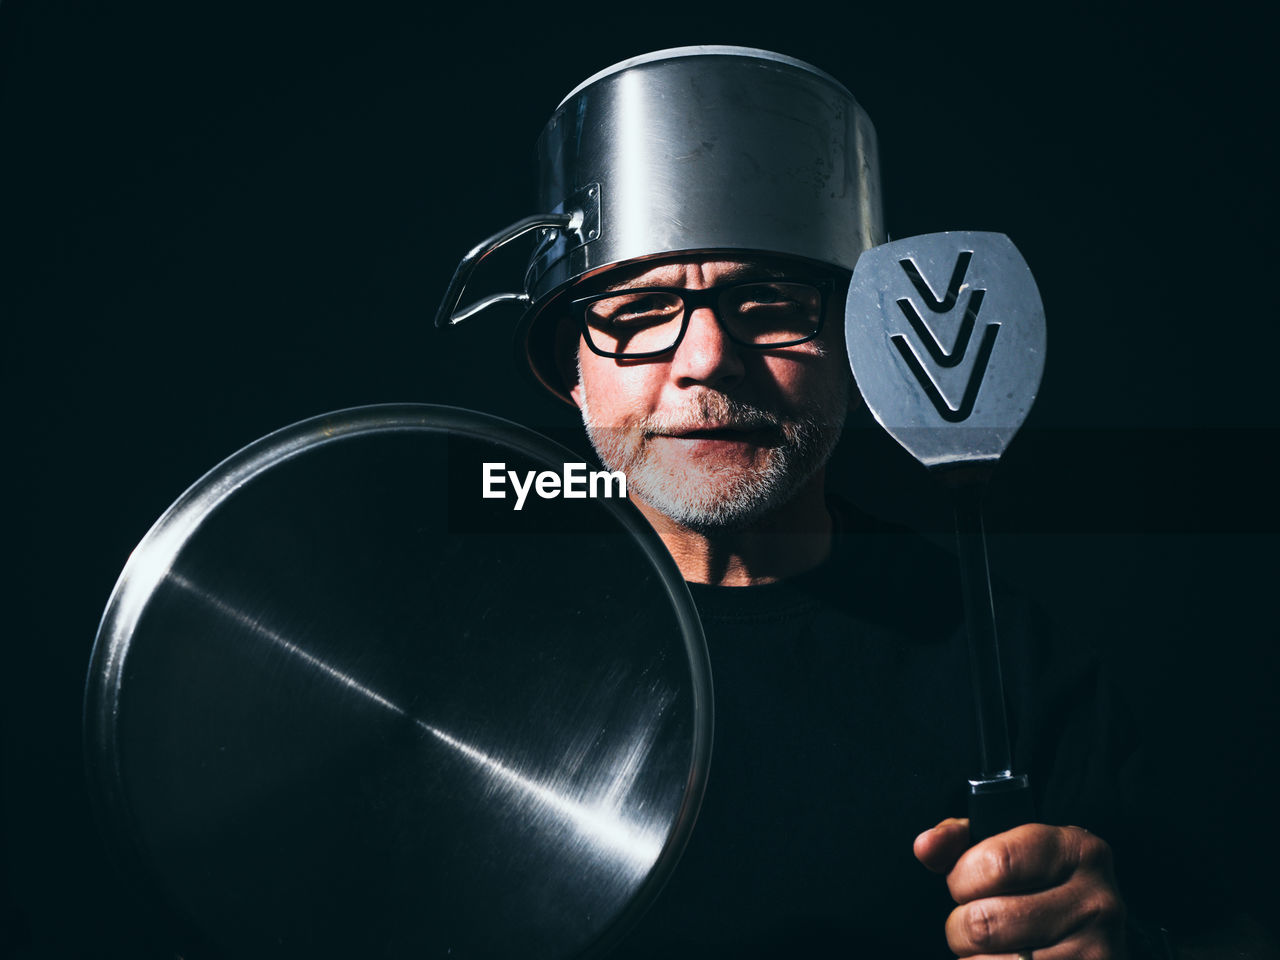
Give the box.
[639,392,783,436]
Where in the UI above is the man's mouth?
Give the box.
[649,424,782,446]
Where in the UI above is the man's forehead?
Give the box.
[581,255,816,293]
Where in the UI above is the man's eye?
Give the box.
[739,291,800,311]
[730,283,817,318]
[592,294,681,326]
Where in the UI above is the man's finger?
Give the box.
[944,882,1124,957]
[913,817,971,874]
[947,824,1109,902]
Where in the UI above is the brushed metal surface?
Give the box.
[527,45,884,302]
[469,45,888,402]
[845,232,1047,468]
[84,404,711,959]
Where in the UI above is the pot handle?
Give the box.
[434,213,576,328]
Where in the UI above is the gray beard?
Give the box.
[578,381,847,534]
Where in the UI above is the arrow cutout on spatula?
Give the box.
[889,253,1001,423]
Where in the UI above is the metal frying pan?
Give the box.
[83,403,712,959]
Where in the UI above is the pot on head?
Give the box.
[436,45,887,402]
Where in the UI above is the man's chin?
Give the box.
[581,404,845,536]
[624,461,797,534]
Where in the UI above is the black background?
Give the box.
[3,1,1277,956]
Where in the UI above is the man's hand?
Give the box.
[914,817,1127,960]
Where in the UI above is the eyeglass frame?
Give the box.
[570,277,835,360]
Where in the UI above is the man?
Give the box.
[560,254,1129,959]
[448,46,1141,958]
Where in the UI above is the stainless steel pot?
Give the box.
[435,46,886,401]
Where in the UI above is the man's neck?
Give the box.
[634,472,834,586]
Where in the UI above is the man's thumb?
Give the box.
[913,817,971,874]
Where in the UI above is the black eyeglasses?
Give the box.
[571,278,832,359]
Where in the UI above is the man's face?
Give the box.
[568,257,851,532]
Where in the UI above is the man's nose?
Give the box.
[670,306,745,388]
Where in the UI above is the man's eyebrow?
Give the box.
[605,274,681,292]
[603,263,790,292]
[710,264,791,282]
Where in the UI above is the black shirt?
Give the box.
[611,505,1137,958]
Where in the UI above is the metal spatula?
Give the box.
[845,231,1046,841]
